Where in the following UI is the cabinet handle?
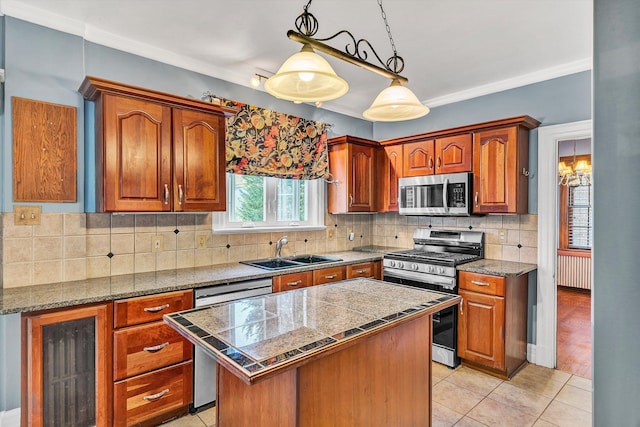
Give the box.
[428,156,434,170]
[471,280,490,287]
[474,191,479,207]
[437,156,441,168]
[349,194,353,207]
[143,342,170,352]
[356,269,367,274]
[522,168,530,177]
[163,184,169,205]
[287,280,302,287]
[324,275,337,279]
[143,388,169,401]
[143,303,170,313]
[459,297,464,315]
[178,184,184,205]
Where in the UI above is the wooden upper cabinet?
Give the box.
[434,133,472,174]
[173,108,226,212]
[472,119,538,214]
[79,76,236,213]
[102,94,173,212]
[403,139,435,176]
[327,136,378,213]
[381,145,403,212]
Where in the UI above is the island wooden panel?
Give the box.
[12,97,77,202]
[216,313,432,426]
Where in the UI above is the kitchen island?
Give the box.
[164,278,460,426]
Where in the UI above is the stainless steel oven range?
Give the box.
[383,229,484,368]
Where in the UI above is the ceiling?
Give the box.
[0,0,593,120]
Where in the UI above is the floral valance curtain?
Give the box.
[223,99,329,180]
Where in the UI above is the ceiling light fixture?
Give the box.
[264,0,429,122]
[558,141,592,187]
[249,73,269,89]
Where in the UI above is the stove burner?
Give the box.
[389,249,480,264]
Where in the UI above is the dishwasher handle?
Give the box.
[195,278,273,306]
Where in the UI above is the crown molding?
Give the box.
[423,58,592,108]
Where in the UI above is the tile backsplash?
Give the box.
[0,211,537,288]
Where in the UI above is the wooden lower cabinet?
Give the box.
[347,261,382,279]
[22,303,113,427]
[457,271,528,379]
[113,361,193,427]
[113,290,193,426]
[272,271,313,293]
[312,265,346,285]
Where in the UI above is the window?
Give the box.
[567,179,593,249]
[213,173,325,233]
[559,172,593,251]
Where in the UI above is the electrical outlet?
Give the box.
[197,234,208,249]
[499,231,506,242]
[14,205,41,225]
[152,235,164,252]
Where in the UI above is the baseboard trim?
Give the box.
[0,407,21,426]
[527,343,537,364]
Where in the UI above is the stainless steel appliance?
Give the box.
[398,172,472,216]
[193,278,272,409]
[383,229,484,368]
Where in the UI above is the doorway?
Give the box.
[536,120,592,371]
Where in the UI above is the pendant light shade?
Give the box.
[363,79,430,122]
[264,44,349,103]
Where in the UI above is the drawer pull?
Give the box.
[324,275,337,279]
[143,303,170,313]
[356,269,367,274]
[471,280,490,287]
[143,342,170,352]
[287,280,303,287]
[143,388,169,401]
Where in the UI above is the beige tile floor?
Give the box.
[163,363,592,427]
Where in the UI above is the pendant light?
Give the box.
[264,44,349,102]
[363,79,430,121]
[264,0,429,122]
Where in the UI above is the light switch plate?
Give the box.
[14,205,41,225]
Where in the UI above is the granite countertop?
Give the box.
[0,251,382,314]
[164,278,460,383]
[457,259,537,277]
[351,245,411,254]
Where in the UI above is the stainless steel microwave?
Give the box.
[399,172,472,216]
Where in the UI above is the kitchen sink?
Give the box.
[241,255,342,270]
[288,255,342,264]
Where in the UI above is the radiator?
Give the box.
[557,254,592,290]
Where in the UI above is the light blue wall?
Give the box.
[373,71,593,214]
[593,0,640,423]
[0,314,21,411]
[1,17,373,214]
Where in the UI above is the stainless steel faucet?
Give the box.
[275,236,288,258]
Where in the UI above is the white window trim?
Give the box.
[213,174,327,234]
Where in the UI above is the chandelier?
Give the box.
[558,141,592,187]
[263,0,429,122]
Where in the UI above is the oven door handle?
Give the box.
[383,268,456,290]
[442,178,449,213]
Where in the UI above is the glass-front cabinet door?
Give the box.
[23,303,112,427]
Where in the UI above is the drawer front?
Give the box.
[459,271,505,296]
[114,290,193,328]
[313,266,346,285]
[347,262,375,279]
[272,271,313,293]
[114,321,193,381]
[114,361,193,427]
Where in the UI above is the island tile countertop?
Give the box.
[164,278,460,383]
[0,251,382,314]
[457,259,537,277]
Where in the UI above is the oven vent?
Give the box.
[557,253,591,290]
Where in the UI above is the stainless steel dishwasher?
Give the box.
[193,277,273,409]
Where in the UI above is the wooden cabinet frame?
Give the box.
[22,303,113,427]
